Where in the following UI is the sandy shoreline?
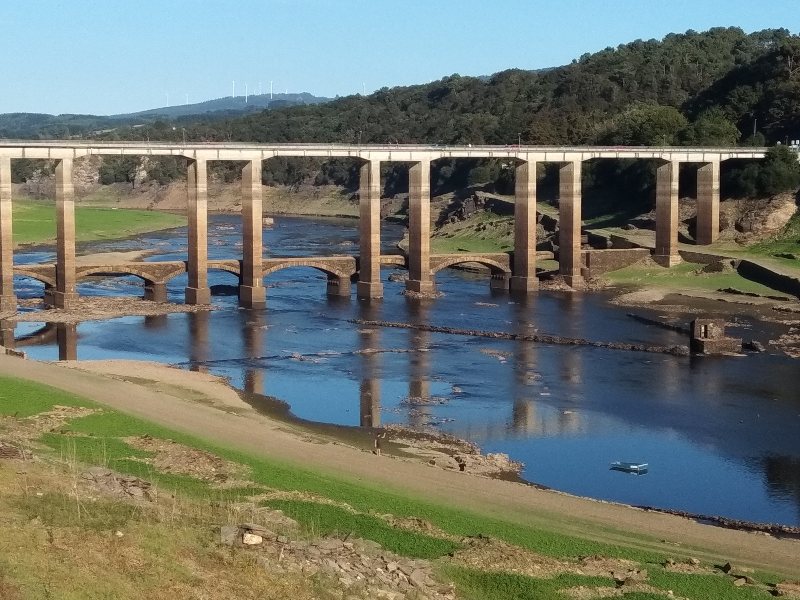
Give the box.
[0,354,797,576]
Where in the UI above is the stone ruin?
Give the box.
[690,318,742,355]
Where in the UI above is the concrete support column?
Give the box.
[510,160,538,293]
[558,160,583,288]
[406,160,434,294]
[696,160,720,246]
[185,158,211,305]
[54,159,78,309]
[239,159,266,308]
[144,282,167,303]
[0,157,16,311]
[326,274,351,297]
[654,160,681,266]
[357,160,383,299]
[490,272,510,291]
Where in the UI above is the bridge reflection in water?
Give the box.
[4,292,800,525]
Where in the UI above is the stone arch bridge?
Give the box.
[12,252,516,304]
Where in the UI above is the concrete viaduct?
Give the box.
[0,141,766,310]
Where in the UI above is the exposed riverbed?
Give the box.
[9,214,800,526]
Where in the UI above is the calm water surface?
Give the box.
[12,215,800,526]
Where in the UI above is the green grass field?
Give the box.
[604,261,794,297]
[0,374,791,599]
[12,200,184,245]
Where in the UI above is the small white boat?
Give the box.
[610,461,649,474]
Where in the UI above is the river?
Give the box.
[10,214,800,527]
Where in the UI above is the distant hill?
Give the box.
[115,92,329,120]
[0,92,331,139]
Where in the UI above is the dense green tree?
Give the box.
[757,145,800,195]
[99,156,139,187]
[678,108,740,145]
[597,104,688,146]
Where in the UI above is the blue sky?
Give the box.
[1,0,798,115]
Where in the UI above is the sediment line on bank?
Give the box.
[634,505,800,538]
[351,319,690,356]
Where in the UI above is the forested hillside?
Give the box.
[11,28,800,206]
[110,27,796,147]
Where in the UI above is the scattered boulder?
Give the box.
[219,525,240,546]
[0,441,29,460]
[224,528,455,599]
[700,259,736,274]
[81,467,155,501]
[720,562,734,574]
[242,533,263,546]
[773,581,800,597]
[742,340,766,352]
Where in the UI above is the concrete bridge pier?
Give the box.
[326,274,351,297]
[406,160,434,295]
[239,159,266,309]
[185,158,211,305]
[654,160,681,267]
[0,157,16,311]
[510,160,538,293]
[558,160,584,288]
[144,282,168,303]
[54,159,78,309]
[357,160,383,299]
[696,160,720,246]
[490,272,510,291]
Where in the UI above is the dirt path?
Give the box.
[1,355,797,576]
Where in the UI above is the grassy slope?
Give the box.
[12,200,185,246]
[603,261,793,296]
[0,375,790,599]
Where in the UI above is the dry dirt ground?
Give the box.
[0,355,797,578]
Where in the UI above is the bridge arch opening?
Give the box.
[262,264,353,298]
[12,273,48,300]
[76,273,147,299]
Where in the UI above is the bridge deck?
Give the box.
[0,141,770,162]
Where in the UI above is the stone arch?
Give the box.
[13,268,56,288]
[262,261,356,280]
[430,256,511,276]
[207,264,242,279]
[76,268,154,286]
[75,264,187,286]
